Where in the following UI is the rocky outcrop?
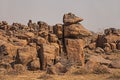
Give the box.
[0,12,120,75]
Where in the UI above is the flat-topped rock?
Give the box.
[63,13,83,25]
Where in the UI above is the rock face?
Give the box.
[65,39,85,65]
[38,43,59,70]
[16,46,37,66]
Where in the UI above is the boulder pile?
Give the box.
[0,13,120,75]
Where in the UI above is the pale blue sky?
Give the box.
[0,0,120,32]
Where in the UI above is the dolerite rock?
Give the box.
[64,23,92,38]
[48,33,58,43]
[104,34,120,43]
[38,43,60,70]
[65,38,85,65]
[13,64,26,74]
[109,43,116,50]
[116,40,120,50]
[103,43,112,52]
[16,46,37,66]
[110,59,120,69]
[0,40,18,58]
[87,55,112,65]
[53,24,63,39]
[63,13,83,25]
[37,21,49,31]
[46,62,67,74]
[30,58,40,70]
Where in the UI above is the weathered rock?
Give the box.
[87,42,96,50]
[110,59,120,69]
[116,40,120,50]
[85,61,100,72]
[13,64,26,74]
[104,28,119,35]
[38,43,59,70]
[0,41,18,58]
[30,58,40,70]
[37,21,49,31]
[95,47,105,53]
[16,46,37,66]
[104,34,120,43]
[0,63,12,71]
[9,38,28,46]
[53,24,63,39]
[63,13,83,25]
[64,23,92,38]
[47,62,67,74]
[33,37,47,45]
[25,32,35,38]
[87,55,112,65]
[109,43,116,50]
[48,33,58,43]
[65,38,85,66]
[38,31,48,40]
[103,43,112,52]
[93,65,111,74]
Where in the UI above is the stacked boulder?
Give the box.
[96,28,120,53]
[63,13,92,66]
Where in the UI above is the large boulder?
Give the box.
[53,24,63,39]
[38,43,60,70]
[8,37,28,46]
[87,55,112,65]
[63,13,83,25]
[46,62,67,74]
[0,40,18,58]
[65,38,85,66]
[104,34,120,43]
[116,40,120,50]
[48,33,58,43]
[33,37,47,45]
[109,59,120,69]
[30,58,40,70]
[16,46,37,66]
[64,23,92,38]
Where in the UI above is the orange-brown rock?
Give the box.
[64,23,92,38]
[63,13,83,25]
[116,40,120,50]
[16,46,37,66]
[48,33,58,43]
[53,24,63,39]
[38,43,59,70]
[65,38,85,66]
[87,42,96,50]
[47,62,67,74]
[0,40,18,58]
[109,43,116,50]
[30,58,40,70]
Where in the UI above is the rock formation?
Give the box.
[0,13,120,75]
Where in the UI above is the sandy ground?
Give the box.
[0,69,120,80]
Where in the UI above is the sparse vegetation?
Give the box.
[108,72,120,80]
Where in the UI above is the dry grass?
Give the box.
[108,72,120,80]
